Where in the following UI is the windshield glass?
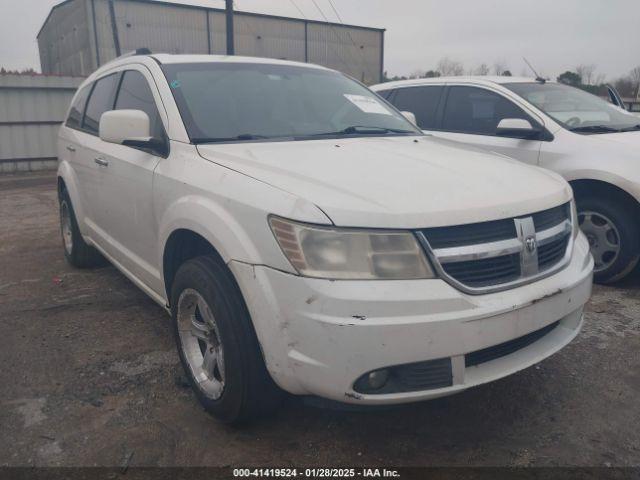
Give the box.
[505,82,640,133]
[162,62,420,143]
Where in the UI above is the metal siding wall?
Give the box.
[234,15,306,62]
[114,1,209,55]
[0,75,82,172]
[38,0,93,77]
[208,11,227,55]
[40,1,383,81]
[307,24,382,84]
[91,0,120,68]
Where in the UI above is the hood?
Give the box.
[593,130,640,149]
[197,136,571,228]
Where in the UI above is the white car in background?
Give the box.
[372,77,640,283]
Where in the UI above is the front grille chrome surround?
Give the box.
[417,203,574,294]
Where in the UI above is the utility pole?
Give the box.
[108,0,121,57]
[226,0,235,55]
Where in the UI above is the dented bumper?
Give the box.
[230,233,593,405]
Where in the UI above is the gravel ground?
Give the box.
[1,172,639,468]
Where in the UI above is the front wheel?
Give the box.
[576,196,640,283]
[170,255,282,423]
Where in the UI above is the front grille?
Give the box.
[532,203,571,231]
[419,202,572,292]
[442,253,521,288]
[538,234,571,271]
[423,218,516,249]
[465,321,560,367]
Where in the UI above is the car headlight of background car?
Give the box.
[269,216,435,280]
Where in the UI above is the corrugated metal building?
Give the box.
[0,74,83,172]
[37,0,385,84]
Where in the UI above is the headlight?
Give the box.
[571,199,579,239]
[269,216,435,280]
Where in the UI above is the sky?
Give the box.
[1,0,639,81]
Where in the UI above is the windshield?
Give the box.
[505,82,640,133]
[162,62,420,143]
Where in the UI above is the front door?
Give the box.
[93,67,169,293]
[432,86,543,166]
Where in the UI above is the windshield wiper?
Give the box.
[569,125,621,134]
[192,133,271,144]
[300,125,416,138]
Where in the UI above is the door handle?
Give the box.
[94,157,109,167]
[66,145,76,152]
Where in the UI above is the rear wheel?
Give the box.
[576,196,640,283]
[59,188,105,268]
[171,255,282,423]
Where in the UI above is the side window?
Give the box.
[115,71,165,140]
[392,86,444,129]
[82,74,120,135]
[376,89,394,100]
[442,86,530,136]
[65,84,92,130]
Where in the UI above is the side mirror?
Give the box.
[496,118,540,139]
[99,110,166,154]
[401,111,417,125]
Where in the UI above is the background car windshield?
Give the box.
[162,63,419,142]
[505,82,640,131]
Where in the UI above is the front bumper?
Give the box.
[230,233,593,405]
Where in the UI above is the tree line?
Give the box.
[0,67,39,75]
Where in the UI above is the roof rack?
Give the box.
[119,48,153,58]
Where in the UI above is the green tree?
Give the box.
[557,71,582,86]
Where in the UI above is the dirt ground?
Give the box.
[1,172,639,468]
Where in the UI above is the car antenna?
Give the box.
[523,57,546,83]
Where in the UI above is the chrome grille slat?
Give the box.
[434,237,522,264]
[418,202,573,294]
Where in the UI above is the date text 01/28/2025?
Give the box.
[232,468,401,477]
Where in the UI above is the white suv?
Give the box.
[58,54,593,423]
[372,77,640,283]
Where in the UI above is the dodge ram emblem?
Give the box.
[525,236,537,253]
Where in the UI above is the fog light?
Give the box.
[368,369,389,390]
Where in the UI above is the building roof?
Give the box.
[38,0,385,39]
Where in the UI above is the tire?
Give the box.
[576,195,640,284]
[170,255,283,423]
[59,188,105,268]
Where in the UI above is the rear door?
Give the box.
[433,85,543,165]
[92,66,168,291]
[75,73,121,238]
[59,83,94,224]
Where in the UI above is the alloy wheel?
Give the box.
[176,289,226,400]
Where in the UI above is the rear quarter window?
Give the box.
[375,89,394,100]
[389,86,445,129]
[65,84,92,130]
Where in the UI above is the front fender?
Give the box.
[157,194,301,287]
[158,195,261,266]
[563,169,640,203]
